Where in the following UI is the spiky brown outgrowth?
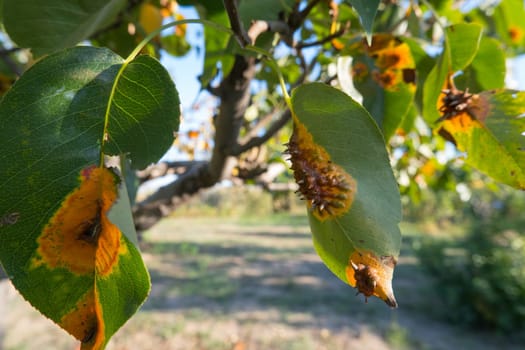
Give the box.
[437,88,475,122]
[350,261,378,301]
[347,251,398,307]
[286,122,356,221]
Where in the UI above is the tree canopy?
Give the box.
[0,1,524,349]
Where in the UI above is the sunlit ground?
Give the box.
[1,211,523,350]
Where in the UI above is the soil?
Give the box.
[1,216,523,350]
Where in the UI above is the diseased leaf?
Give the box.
[423,23,482,123]
[4,0,127,56]
[289,83,401,307]
[344,34,416,140]
[437,88,525,189]
[0,46,179,349]
[493,0,525,50]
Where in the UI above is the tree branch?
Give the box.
[231,109,291,156]
[132,2,310,230]
[133,54,256,230]
[247,20,290,42]
[223,0,251,46]
[295,21,350,49]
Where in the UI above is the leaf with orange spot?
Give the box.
[493,0,525,49]
[289,83,401,307]
[437,88,525,189]
[339,33,416,140]
[0,46,179,349]
[422,23,483,124]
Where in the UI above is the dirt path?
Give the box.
[1,216,523,350]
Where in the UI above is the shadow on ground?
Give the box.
[1,216,523,350]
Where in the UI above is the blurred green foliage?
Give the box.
[415,189,525,333]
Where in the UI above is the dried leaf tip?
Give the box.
[347,252,398,308]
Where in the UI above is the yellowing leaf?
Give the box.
[437,84,525,189]
[26,166,139,349]
[139,3,163,36]
[32,166,123,276]
[344,34,416,139]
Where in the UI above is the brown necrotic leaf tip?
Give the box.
[347,251,398,307]
[286,122,356,221]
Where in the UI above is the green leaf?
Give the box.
[438,90,525,189]
[468,37,506,90]
[493,0,525,50]
[4,0,127,56]
[289,83,401,306]
[423,23,482,123]
[447,23,483,72]
[0,46,179,349]
[345,0,380,42]
[105,54,181,169]
[454,37,506,92]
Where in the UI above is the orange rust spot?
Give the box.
[352,62,369,80]
[437,87,485,134]
[371,42,413,70]
[287,120,357,221]
[509,26,524,44]
[441,111,480,133]
[33,166,123,276]
[373,70,399,89]
[356,34,415,91]
[345,250,397,307]
[60,289,104,348]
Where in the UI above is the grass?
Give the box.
[2,213,524,350]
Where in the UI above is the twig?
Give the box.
[223,0,251,46]
[231,109,292,156]
[295,22,350,49]
[247,20,290,43]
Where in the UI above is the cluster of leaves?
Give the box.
[0,0,524,349]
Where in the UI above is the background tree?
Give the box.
[1,0,524,349]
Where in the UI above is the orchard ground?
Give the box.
[1,204,523,349]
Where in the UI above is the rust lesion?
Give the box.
[77,201,102,245]
[32,166,123,276]
[286,121,357,221]
[347,251,398,307]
